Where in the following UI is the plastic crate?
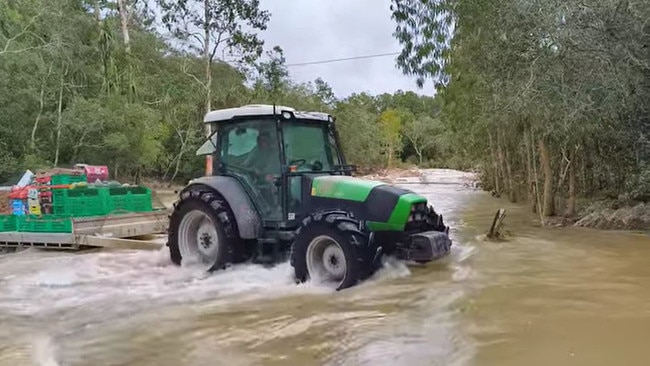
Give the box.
[16,215,73,233]
[51,187,111,217]
[35,176,51,184]
[50,174,87,185]
[45,185,153,216]
[11,199,26,215]
[106,186,153,213]
[0,215,17,232]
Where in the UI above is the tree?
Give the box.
[313,77,337,109]
[253,45,289,99]
[378,109,403,167]
[390,0,650,220]
[402,115,441,165]
[158,0,271,174]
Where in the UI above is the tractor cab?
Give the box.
[196,104,353,225]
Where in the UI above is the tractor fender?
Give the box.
[182,176,262,239]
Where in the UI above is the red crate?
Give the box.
[35,176,51,184]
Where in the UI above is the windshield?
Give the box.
[282,121,342,172]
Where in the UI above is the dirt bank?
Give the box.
[573,200,650,231]
[538,199,649,231]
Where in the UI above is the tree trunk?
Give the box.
[497,132,507,191]
[203,0,213,176]
[499,128,515,202]
[488,132,500,194]
[53,71,64,167]
[116,0,131,53]
[525,130,535,212]
[504,149,515,202]
[94,0,101,22]
[170,129,188,184]
[538,138,555,217]
[530,131,544,224]
[407,135,423,165]
[566,146,577,217]
[31,62,53,151]
[31,84,46,151]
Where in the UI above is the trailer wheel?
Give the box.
[167,188,240,272]
[291,211,374,291]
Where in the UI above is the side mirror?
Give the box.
[196,139,216,156]
[196,132,219,156]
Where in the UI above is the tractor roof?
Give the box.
[203,104,333,123]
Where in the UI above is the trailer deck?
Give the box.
[0,210,169,251]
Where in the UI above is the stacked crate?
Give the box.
[1,171,155,233]
[34,171,88,216]
[0,215,16,232]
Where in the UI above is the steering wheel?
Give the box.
[311,160,323,171]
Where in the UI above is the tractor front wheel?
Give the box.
[291,212,375,291]
[167,188,240,272]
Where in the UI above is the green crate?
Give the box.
[0,215,17,232]
[16,215,73,233]
[52,198,110,217]
[51,187,111,217]
[47,185,153,216]
[107,186,153,213]
[50,174,87,185]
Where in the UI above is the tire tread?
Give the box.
[167,186,243,269]
[290,210,376,290]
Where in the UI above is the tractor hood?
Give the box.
[308,175,427,231]
[310,175,386,201]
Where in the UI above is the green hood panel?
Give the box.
[308,175,427,231]
[367,193,426,231]
[310,175,386,201]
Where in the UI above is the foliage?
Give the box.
[390,0,650,218]
[157,0,270,68]
[0,0,453,185]
[378,109,403,167]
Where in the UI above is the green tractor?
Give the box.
[166,104,452,290]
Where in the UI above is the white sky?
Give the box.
[257,0,434,98]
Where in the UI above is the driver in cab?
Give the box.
[243,129,280,183]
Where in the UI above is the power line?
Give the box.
[284,51,401,67]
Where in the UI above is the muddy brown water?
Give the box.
[0,169,649,366]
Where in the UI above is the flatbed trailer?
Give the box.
[0,210,170,251]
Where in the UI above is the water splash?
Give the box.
[31,335,60,366]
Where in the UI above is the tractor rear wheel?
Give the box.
[291,211,375,291]
[167,188,240,272]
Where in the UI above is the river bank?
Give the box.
[364,168,649,232]
[150,166,649,232]
[3,167,645,232]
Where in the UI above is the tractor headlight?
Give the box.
[408,202,428,222]
[411,202,427,212]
